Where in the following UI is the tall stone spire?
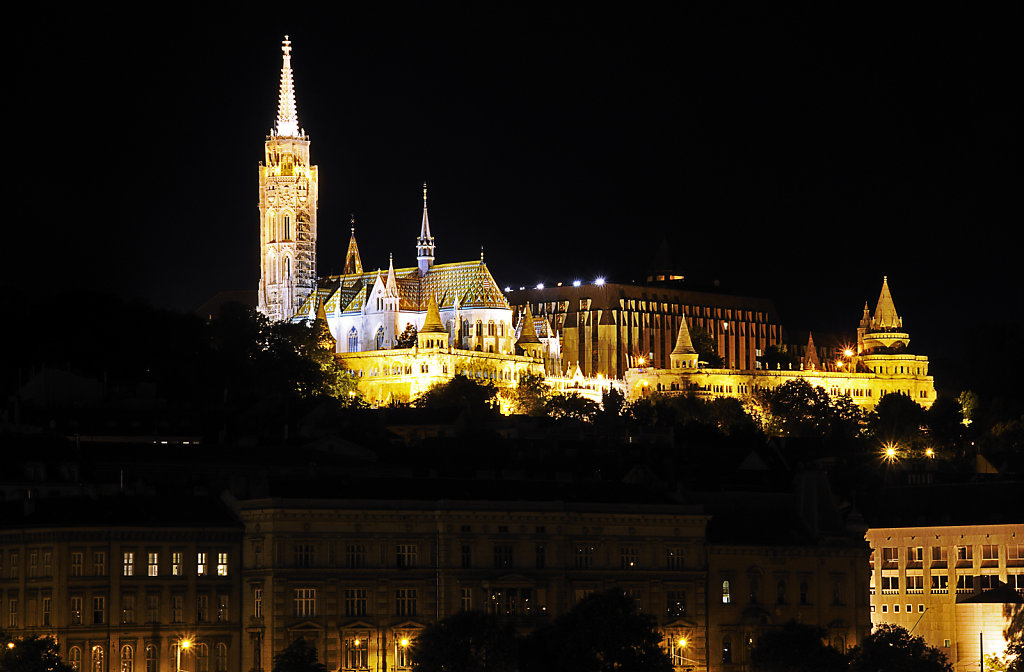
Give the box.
[669,317,700,369]
[870,276,903,331]
[276,36,301,137]
[344,215,363,275]
[416,182,436,275]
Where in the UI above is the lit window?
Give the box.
[461,588,472,611]
[217,552,229,576]
[253,587,263,618]
[722,580,731,604]
[71,596,83,624]
[123,552,135,577]
[120,645,134,672]
[172,552,183,576]
[197,552,208,576]
[70,647,82,671]
[345,636,369,671]
[91,646,104,672]
[147,552,159,577]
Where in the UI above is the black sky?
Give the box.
[14,6,1021,365]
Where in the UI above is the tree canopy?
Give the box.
[522,590,673,672]
[411,610,518,672]
[750,621,846,672]
[271,638,328,672]
[848,624,952,672]
[0,632,75,672]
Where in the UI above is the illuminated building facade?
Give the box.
[624,277,936,410]
[865,524,1024,670]
[0,497,242,672]
[257,37,318,323]
[235,495,711,672]
[507,283,783,379]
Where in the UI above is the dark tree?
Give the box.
[271,638,328,672]
[690,328,723,368]
[869,392,927,445]
[0,632,76,672]
[598,387,626,424]
[415,375,498,415]
[396,323,418,349]
[507,373,550,416]
[411,610,518,672]
[762,379,862,439]
[545,393,600,422]
[522,590,673,672]
[848,624,952,672]
[749,621,847,672]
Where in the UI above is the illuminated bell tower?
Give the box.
[257,36,319,321]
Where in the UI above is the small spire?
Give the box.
[344,216,363,275]
[804,332,820,370]
[386,253,398,294]
[671,317,697,356]
[275,36,300,137]
[480,246,485,262]
[416,182,436,274]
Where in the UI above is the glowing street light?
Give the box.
[535,283,544,290]
[925,448,935,458]
[400,638,410,648]
[176,639,192,672]
[572,279,581,287]
[594,277,605,286]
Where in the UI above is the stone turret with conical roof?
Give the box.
[417,294,448,350]
[515,304,543,359]
[669,317,700,369]
[803,332,821,370]
[858,276,910,352]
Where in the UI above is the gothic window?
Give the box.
[283,213,291,240]
[284,257,291,282]
[376,326,385,350]
[348,328,359,352]
[476,321,483,337]
[120,645,133,672]
[487,321,496,336]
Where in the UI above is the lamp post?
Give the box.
[176,639,191,672]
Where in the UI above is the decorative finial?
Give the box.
[480,246,485,262]
[350,213,356,233]
[423,182,428,207]
[276,36,300,137]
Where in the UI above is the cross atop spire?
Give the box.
[416,182,436,275]
[275,36,301,137]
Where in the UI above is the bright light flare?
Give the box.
[925,448,935,458]
[572,279,581,287]
[677,637,687,647]
[881,442,900,463]
[844,349,854,357]
[535,283,544,290]
[594,277,605,286]
[400,639,410,647]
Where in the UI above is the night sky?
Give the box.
[14,7,1020,368]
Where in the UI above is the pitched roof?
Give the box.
[870,276,902,330]
[671,317,697,356]
[419,294,446,334]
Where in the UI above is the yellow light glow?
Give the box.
[353,640,360,646]
[677,637,687,647]
[637,357,645,366]
[180,640,191,650]
[835,360,843,369]
[844,349,853,357]
[7,642,15,649]
[925,448,934,458]
[400,638,410,647]
[886,447,896,457]
[881,442,900,463]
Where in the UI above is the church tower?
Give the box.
[416,183,435,275]
[257,36,319,322]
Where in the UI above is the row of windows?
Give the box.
[0,550,229,580]
[57,592,231,625]
[872,544,1023,568]
[873,573,1023,595]
[264,211,293,242]
[720,577,845,606]
[283,542,688,570]
[66,642,228,672]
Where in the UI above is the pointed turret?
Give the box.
[275,36,301,137]
[515,304,543,360]
[669,317,700,369]
[417,294,447,350]
[870,276,903,331]
[344,215,363,275]
[385,253,399,296]
[804,332,821,370]
[416,183,436,274]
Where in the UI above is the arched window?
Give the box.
[348,328,359,352]
[120,645,133,672]
[70,647,82,671]
[284,256,291,282]
[475,321,483,337]
[215,644,228,672]
[91,645,104,672]
[722,636,732,664]
[375,326,385,350]
[722,580,731,604]
[487,320,496,336]
[266,212,276,241]
[283,213,291,240]
[196,644,209,672]
[144,646,157,672]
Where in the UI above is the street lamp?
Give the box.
[176,639,192,672]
